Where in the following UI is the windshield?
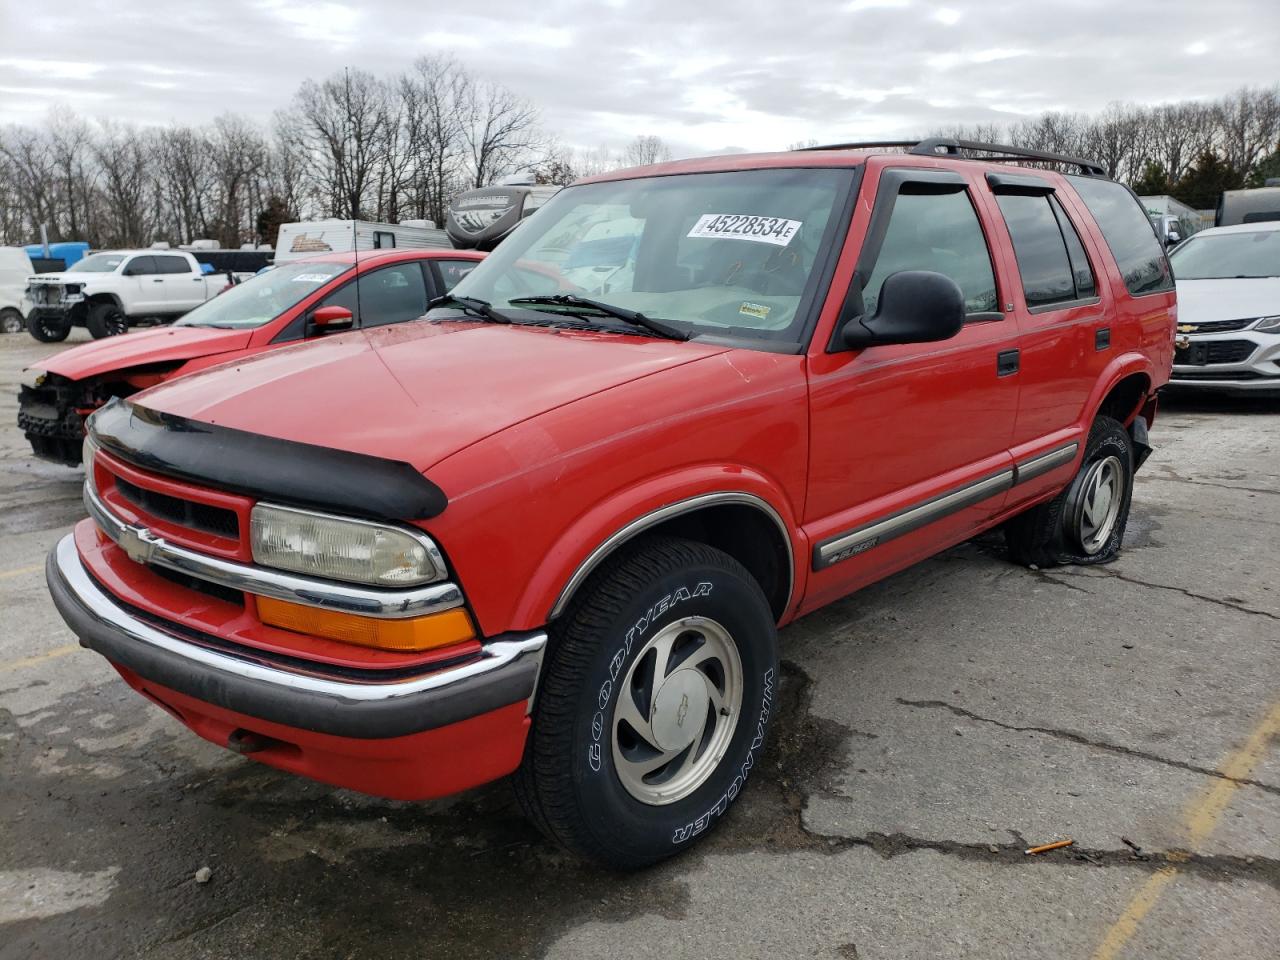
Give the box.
[448,167,854,344]
[175,260,351,329]
[1169,230,1280,280]
[68,254,125,273]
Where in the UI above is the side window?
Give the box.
[155,255,191,275]
[435,259,480,293]
[1067,176,1174,296]
[862,189,998,316]
[994,193,1076,308]
[356,263,429,328]
[316,280,361,325]
[1051,197,1096,299]
[373,231,396,250]
[125,256,157,276]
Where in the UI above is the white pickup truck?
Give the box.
[25,250,235,342]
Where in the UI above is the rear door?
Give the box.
[153,254,203,312]
[803,163,1022,611]
[978,172,1106,509]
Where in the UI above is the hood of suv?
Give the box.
[1175,277,1280,328]
[132,321,729,472]
[40,326,254,381]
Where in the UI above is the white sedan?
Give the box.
[1167,221,1280,392]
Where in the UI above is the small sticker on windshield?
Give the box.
[739,302,772,320]
[687,214,802,246]
[291,273,332,283]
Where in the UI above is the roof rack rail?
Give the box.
[795,137,1108,178]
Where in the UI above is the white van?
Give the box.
[0,246,35,333]
[273,220,451,263]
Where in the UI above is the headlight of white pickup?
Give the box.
[1252,315,1280,332]
[249,503,446,587]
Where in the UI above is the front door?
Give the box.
[154,254,204,312]
[802,164,1022,612]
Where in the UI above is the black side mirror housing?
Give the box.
[840,270,966,350]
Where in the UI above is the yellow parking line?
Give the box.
[0,643,80,674]
[0,563,42,580]
[1091,700,1280,960]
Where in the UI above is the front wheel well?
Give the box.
[1096,373,1151,427]
[558,501,794,623]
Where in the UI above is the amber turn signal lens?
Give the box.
[256,596,475,652]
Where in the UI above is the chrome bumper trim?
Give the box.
[84,482,462,619]
[51,534,546,710]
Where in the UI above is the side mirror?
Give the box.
[309,305,354,335]
[840,270,966,350]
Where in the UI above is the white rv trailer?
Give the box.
[274,219,451,263]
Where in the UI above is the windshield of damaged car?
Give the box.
[1169,229,1280,280]
[68,253,126,272]
[446,167,854,343]
[174,261,352,329]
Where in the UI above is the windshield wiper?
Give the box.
[510,295,689,341]
[428,293,512,324]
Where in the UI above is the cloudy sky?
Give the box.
[1,0,1277,156]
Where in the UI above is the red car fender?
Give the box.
[510,465,807,632]
[1081,351,1160,430]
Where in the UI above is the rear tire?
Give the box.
[0,308,23,334]
[514,535,779,869]
[1005,415,1134,568]
[27,312,70,342]
[87,302,128,339]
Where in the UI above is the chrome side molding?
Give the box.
[814,441,1081,570]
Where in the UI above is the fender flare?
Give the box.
[1081,352,1155,428]
[511,467,803,627]
[86,292,125,310]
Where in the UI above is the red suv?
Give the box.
[18,248,484,465]
[46,140,1174,868]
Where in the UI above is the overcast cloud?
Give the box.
[1,0,1277,157]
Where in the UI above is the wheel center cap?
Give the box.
[650,669,710,752]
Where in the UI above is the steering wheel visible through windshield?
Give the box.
[447,167,855,345]
[175,260,352,329]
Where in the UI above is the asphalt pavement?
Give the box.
[1,329,1276,959]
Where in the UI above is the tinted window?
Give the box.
[1052,197,1096,298]
[863,189,998,316]
[996,193,1075,308]
[126,256,158,276]
[1068,176,1173,296]
[373,231,396,249]
[154,255,191,275]
[357,263,428,328]
[436,259,480,293]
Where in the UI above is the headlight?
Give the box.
[249,503,446,587]
[20,368,46,389]
[1252,315,1280,332]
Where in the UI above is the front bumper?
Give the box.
[47,534,546,742]
[18,377,88,465]
[1169,330,1280,391]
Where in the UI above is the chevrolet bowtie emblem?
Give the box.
[1177,324,1196,333]
[118,525,161,565]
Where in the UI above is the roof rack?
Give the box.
[795,137,1108,178]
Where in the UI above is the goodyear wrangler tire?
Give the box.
[514,535,778,869]
[1005,415,1134,568]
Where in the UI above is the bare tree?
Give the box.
[93,121,156,246]
[622,134,672,167]
[457,75,542,188]
[293,69,394,218]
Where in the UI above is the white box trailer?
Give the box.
[274,219,451,263]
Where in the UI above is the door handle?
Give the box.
[997,348,1020,377]
[152,278,164,283]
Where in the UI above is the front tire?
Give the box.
[0,308,23,334]
[87,302,128,339]
[27,312,70,342]
[1005,415,1134,567]
[515,536,779,869]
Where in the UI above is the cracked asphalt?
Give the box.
[2,331,1277,960]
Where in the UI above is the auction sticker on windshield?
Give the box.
[687,214,802,247]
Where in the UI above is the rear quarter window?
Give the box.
[1067,176,1173,296]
